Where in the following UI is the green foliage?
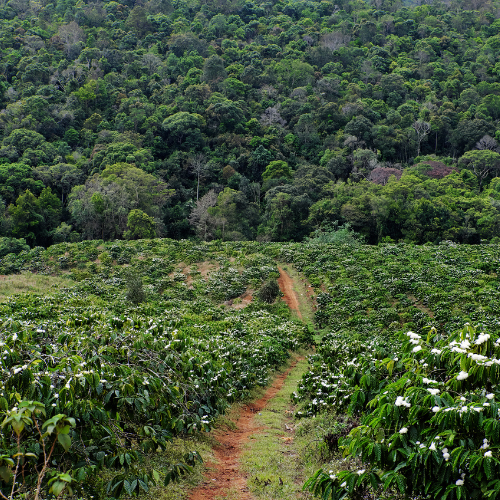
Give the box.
[262,161,292,182]
[0,237,29,257]
[306,223,363,245]
[124,209,156,240]
[280,242,500,499]
[0,239,306,498]
[0,0,500,244]
[256,278,281,304]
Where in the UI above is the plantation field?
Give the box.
[280,242,500,500]
[0,239,310,499]
[2,240,500,500]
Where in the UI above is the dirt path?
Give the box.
[188,268,306,500]
[277,267,302,320]
[188,358,302,500]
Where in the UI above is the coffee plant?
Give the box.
[3,239,500,499]
[0,239,307,498]
[278,242,500,500]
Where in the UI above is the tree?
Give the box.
[100,163,173,217]
[0,163,44,204]
[57,21,85,58]
[33,163,84,203]
[188,153,208,201]
[91,142,154,172]
[126,6,151,36]
[188,190,218,240]
[52,222,74,243]
[124,209,156,239]
[351,149,379,180]
[162,112,203,147]
[368,167,403,185]
[205,100,245,132]
[476,135,499,152]
[320,31,351,51]
[68,164,172,240]
[265,191,293,241]
[413,120,431,156]
[2,129,46,157]
[68,177,130,240]
[344,116,373,144]
[0,237,30,257]
[202,55,227,84]
[8,188,61,246]
[459,150,500,191]
[262,161,292,182]
[208,188,258,240]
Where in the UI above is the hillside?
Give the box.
[1,239,500,499]
[2,0,500,244]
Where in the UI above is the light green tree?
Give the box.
[124,209,156,239]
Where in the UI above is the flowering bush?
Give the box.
[282,242,500,499]
[0,240,305,498]
[306,324,500,499]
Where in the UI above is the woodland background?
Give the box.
[1,0,500,247]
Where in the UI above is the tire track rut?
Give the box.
[187,268,303,500]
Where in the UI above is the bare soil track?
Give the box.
[277,267,302,320]
[187,268,303,500]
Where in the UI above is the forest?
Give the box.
[2,0,500,247]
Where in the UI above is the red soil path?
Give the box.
[277,267,302,320]
[187,268,302,500]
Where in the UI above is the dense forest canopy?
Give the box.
[2,0,500,245]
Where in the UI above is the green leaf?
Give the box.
[0,466,12,483]
[58,433,71,452]
[123,479,133,496]
[396,474,405,494]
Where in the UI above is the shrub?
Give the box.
[125,270,146,304]
[257,278,281,303]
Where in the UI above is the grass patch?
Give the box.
[0,272,74,301]
[240,354,330,500]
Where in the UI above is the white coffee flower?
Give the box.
[475,333,490,345]
[460,340,471,350]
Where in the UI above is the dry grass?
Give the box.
[0,272,74,301]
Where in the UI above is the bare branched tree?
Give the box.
[259,106,287,127]
[320,31,351,51]
[142,53,162,75]
[188,153,208,201]
[413,120,431,157]
[58,21,85,57]
[188,189,218,240]
[476,135,499,152]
